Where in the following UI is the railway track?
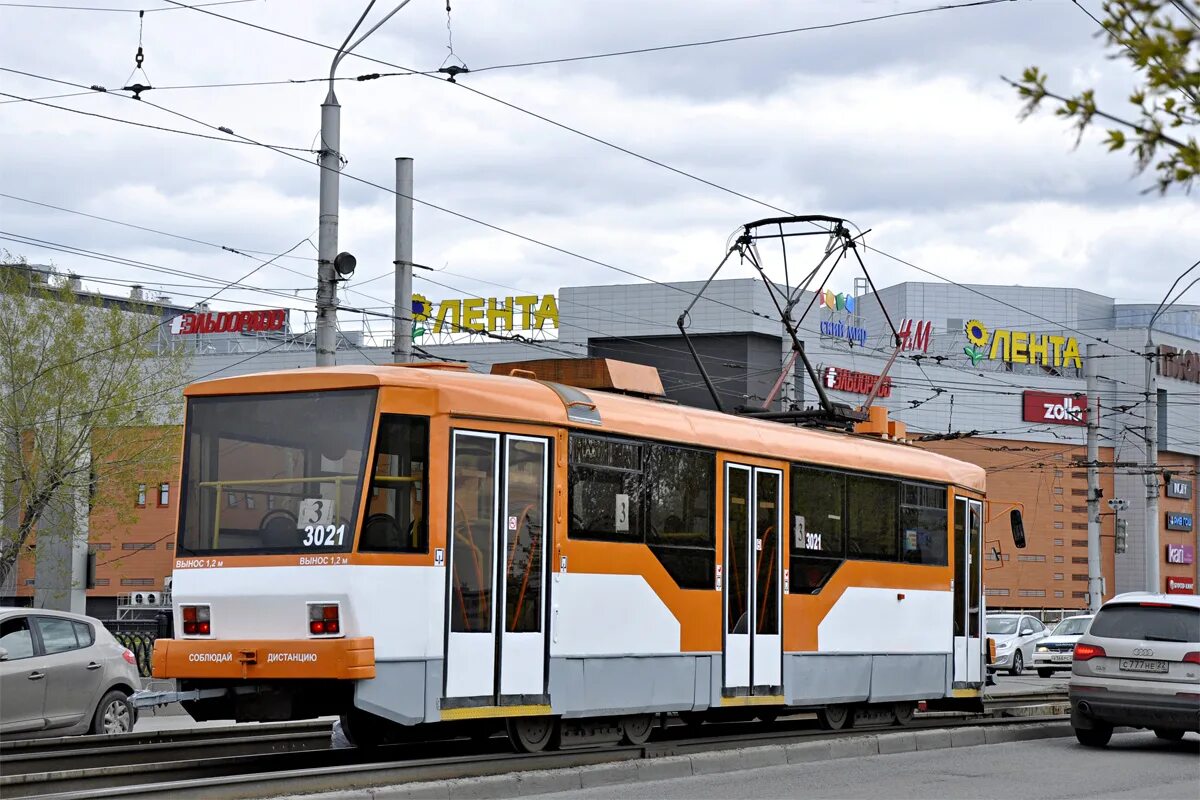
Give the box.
[1,693,1068,800]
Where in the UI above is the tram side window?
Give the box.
[789,467,846,594]
[359,415,429,553]
[900,483,948,565]
[568,435,644,540]
[568,433,716,590]
[846,475,899,561]
[644,444,715,590]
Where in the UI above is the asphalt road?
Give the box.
[539,731,1200,800]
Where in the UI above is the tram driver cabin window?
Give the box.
[568,433,716,590]
[359,415,429,553]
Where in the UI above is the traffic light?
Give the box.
[1115,519,1128,555]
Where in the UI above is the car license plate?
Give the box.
[1118,658,1168,674]
[1051,654,1071,663]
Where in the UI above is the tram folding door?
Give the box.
[445,431,550,703]
[723,463,783,696]
[952,497,984,685]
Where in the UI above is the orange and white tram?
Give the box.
[143,359,1021,750]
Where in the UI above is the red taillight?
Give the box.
[308,603,340,636]
[1138,602,1172,608]
[1074,643,1106,661]
[1183,652,1200,665]
[182,605,210,636]
[122,649,137,665]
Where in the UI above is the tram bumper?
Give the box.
[151,636,375,681]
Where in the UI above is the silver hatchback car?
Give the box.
[1069,592,1200,747]
[0,607,142,739]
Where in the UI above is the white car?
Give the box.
[1032,615,1094,678]
[986,613,1049,676]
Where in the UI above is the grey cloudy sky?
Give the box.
[1,0,1196,342]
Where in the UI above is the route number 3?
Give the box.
[303,524,345,547]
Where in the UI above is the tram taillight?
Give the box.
[308,603,341,636]
[182,605,211,636]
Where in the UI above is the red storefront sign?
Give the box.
[1165,576,1195,594]
[898,318,933,353]
[175,309,287,335]
[822,366,892,398]
[1022,391,1087,426]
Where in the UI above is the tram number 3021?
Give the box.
[302,524,346,547]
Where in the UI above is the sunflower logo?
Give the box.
[964,320,989,347]
[411,293,432,322]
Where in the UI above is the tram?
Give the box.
[144,358,1022,750]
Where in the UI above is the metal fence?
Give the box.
[104,620,158,678]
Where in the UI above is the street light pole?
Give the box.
[1143,260,1199,592]
[315,0,417,366]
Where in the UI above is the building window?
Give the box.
[1018,589,1046,597]
[1053,522,1065,529]
[122,542,156,551]
[984,588,1010,596]
[1071,539,1088,546]
[1054,504,1064,512]
[166,543,174,551]
[1071,523,1088,530]
[1071,505,1087,513]
[1071,489,1088,496]
[120,578,155,586]
[1054,538,1065,546]
[93,542,112,551]
[1054,590,1065,598]
[1072,591,1087,599]
[1072,574,1089,581]
[158,483,170,507]
[93,578,110,586]
[1053,453,1064,461]
[1054,470,1064,478]
[136,483,146,507]
[1053,487,1064,495]
[1072,556,1088,564]
[24,578,35,585]
[1018,554,1046,562]
[1054,555,1064,563]
[1053,573,1064,581]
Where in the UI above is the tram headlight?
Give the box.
[308,602,341,636]
[182,604,211,636]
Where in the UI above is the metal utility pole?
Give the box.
[1143,337,1159,593]
[393,157,414,363]
[1086,343,1103,612]
[315,0,416,366]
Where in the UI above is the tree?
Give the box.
[1008,0,1199,193]
[0,260,190,593]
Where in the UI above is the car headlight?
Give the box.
[1036,646,1048,653]
[996,641,1012,651]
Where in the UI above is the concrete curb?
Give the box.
[283,722,1073,800]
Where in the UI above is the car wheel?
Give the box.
[1074,723,1112,748]
[91,690,134,735]
[1037,669,1054,678]
[1009,650,1024,676]
[1154,728,1185,742]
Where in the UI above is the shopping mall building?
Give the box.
[6,275,1198,617]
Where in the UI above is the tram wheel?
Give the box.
[339,709,394,748]
[619,714,654,746]
[756,710,781,724]
[816,704,853,731]
[892,702,915,727]
[506,715,559,753]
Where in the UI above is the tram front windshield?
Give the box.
[177,389,376,556]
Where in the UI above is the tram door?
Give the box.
[445,431,550,703]
[952,497,984,684]
[723,464,783,696]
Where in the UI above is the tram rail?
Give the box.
[2,698,1069,800]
